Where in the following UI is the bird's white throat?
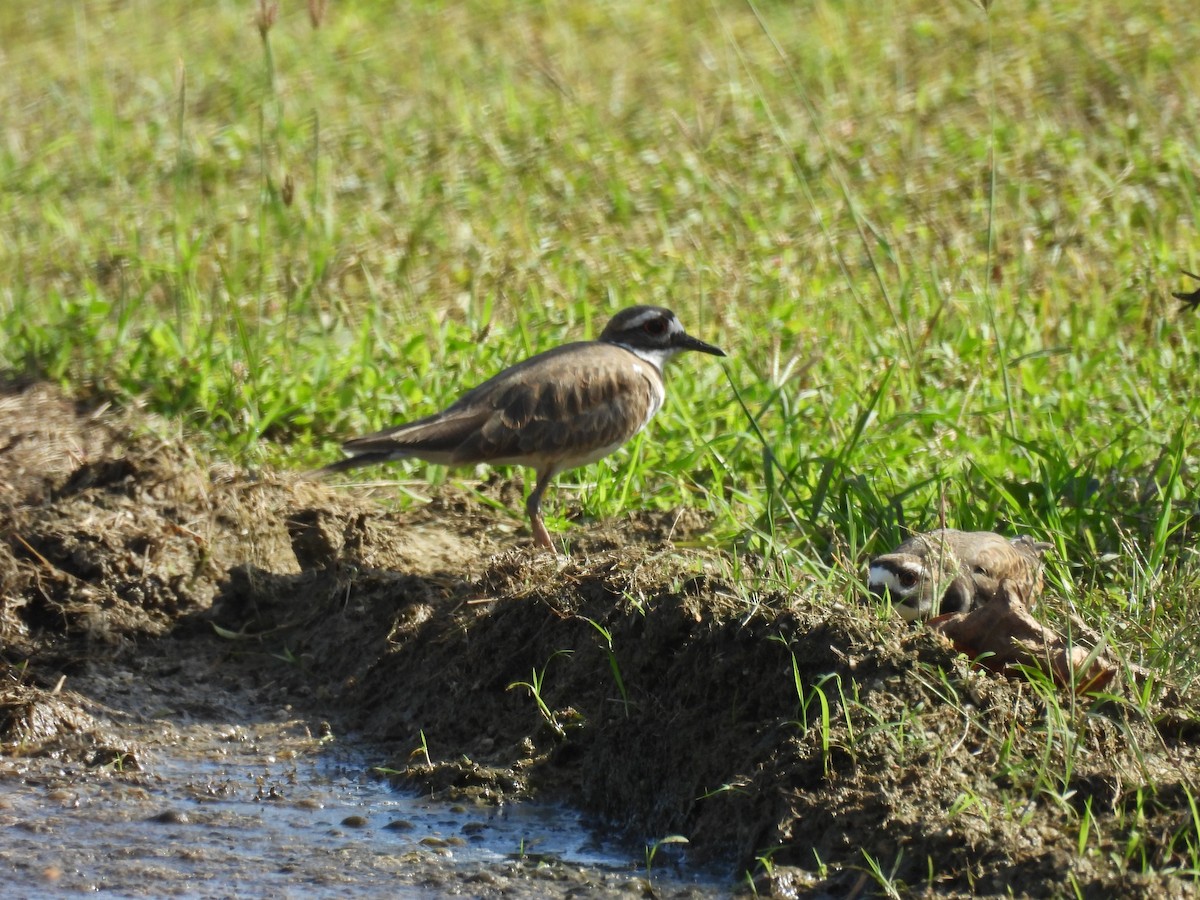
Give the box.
[615,343,677,373]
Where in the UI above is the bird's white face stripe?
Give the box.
[868,563,926,595]
[621,308,678,332]
[868,563,925,620]
[867,565,906,594]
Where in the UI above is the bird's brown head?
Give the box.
[868,554,935,621]
[867,534,966,621]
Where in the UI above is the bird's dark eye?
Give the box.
[898,571,918,588]
[643,318,668,335]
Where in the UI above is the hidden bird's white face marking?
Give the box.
[867,562,929,621]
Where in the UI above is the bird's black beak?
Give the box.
[676,332,726,357]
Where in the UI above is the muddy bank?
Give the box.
[3,381,1200,896]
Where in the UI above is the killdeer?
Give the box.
[316,306,725,551]
[867,529,1052,621]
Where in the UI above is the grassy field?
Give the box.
[3,0,1200,883]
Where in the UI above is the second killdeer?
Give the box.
[867,529,1053,620]
[316,306,725,551]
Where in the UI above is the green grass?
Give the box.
[3,0,1200,879]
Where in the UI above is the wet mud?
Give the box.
[2,380,1200,897]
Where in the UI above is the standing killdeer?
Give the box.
[867,529,1053,621]
[316,306,725,551]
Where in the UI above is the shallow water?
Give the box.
[0,720,729,899]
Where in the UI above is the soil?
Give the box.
[3,379,1200,897]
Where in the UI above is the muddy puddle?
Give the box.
[1,712,725,898]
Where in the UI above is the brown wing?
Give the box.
[340,404,491,461]
[339,342,658,471]
[955,532,1048,607]
[453,344,659,469]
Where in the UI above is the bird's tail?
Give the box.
[301,451,402,480]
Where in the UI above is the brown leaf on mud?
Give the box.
[928,580,1117,694]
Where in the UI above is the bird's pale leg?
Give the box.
[526,470,560,553]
